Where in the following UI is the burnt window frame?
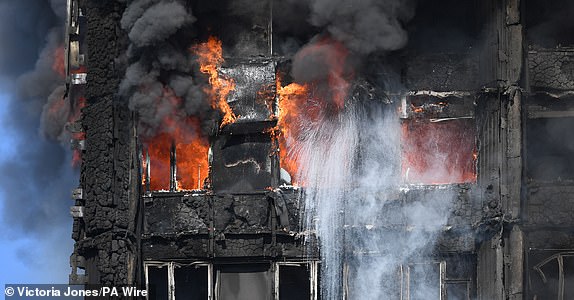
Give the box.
[144,261,213,300]
[274,261,320,300]
[144,261,319,300]
[343,260,473,300]
[343,260,449,300]
[531,251,574,300]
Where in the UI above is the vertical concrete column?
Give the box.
[477,235,505,300]
[505,226,524,300]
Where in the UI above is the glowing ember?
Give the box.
[401,119,477,184]
[410,102,448,115]
[192,36,237,127]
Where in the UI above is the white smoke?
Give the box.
[294,96,456,299]
[295,106,359,299]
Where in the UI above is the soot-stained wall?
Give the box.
[71,0,140,285]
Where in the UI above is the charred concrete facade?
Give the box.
[65,0,574,299]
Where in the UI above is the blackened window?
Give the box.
[148,265,169,300]
[278,265,311,300]
[175,265,209,300]
[445,282,469,300]
[527,117,574,180]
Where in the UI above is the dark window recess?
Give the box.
[317,266,321,300]
[446,282,469,300]
[445,257,474,280]
[216,264,272,300]
[175,265,209,300]
[279,265,310,300]
[527,117,574,180]
[409,263,440,300]
[406,0,483,52]
[148,266,169,300]
[526,0,574,47]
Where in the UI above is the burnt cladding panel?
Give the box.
[528,49,574,91]
[403,0,484,91]
[213,194,270,231]
[211,133,274,193]
[220,60,276,122]
[144,195,209,234]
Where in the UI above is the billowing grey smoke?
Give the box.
[127,1,195,47]
[307,0,416,53]
[120,0,209,138]
[286,0,417,105]
[0,0,72,232]
[0,0,75,279]
[40,86,69,141]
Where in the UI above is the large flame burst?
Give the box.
[192,36,237,127]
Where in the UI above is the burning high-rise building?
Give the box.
[62,0,574,299]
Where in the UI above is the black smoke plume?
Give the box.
[120,0,213,138]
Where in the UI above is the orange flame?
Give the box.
[146,120,209,191]
[276,80,310,185]
[175,118,210,190]
[147,132,172,191]
[192,37,237,127]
